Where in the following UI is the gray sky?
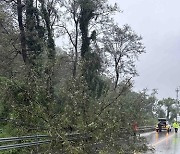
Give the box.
[109,0,180,99]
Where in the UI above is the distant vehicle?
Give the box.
[155,118,171,132]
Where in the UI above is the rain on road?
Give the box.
[144,130,180,154]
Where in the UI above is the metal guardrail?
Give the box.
[138,126,155,133]
[0,135,50,151]
[0,133,92,151]
[119,126,155,133]
[0,127,154,151]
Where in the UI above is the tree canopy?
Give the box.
[0,0,158,153]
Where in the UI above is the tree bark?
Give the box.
[17,0,27,63]
[40,0,56,98]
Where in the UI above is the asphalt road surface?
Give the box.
[143,129,180,154]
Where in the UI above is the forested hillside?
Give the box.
[0,0,160,153]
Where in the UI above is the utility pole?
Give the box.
[176,87,179,103]
[175,87,180,121]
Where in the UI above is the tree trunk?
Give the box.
[72,18,79,78]
[40,0,56,99]
[17,0,27,63]
[114,59,119,90]
[79,0,94,58]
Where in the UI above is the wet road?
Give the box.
[143,130,180,154]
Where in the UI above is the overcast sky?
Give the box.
[109,0,180,99]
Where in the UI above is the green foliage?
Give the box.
[0,0,154,153]
[82,52,108,98]
[156,98,176,122]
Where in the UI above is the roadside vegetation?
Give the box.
[0,0,171,153]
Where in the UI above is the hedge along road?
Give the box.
[144,130,180,154]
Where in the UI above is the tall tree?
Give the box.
[0,0,59,136]
[78,0,119,97]
[57,0,119,79]
[0,3,22,77]
[158,98,175,120]
[57,0,81,78]
[15,0,58,98]
[103,24,145,89]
